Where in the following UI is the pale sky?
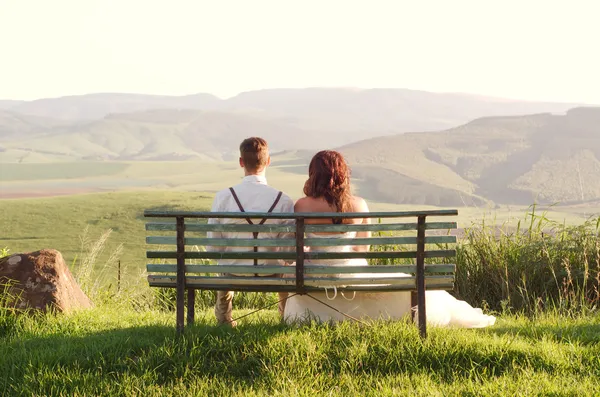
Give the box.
[1,0,599,103]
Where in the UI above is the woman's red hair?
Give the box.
[303,150,352,220]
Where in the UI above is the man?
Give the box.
[208,137,294,326]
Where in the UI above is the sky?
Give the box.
[1,0,599,103]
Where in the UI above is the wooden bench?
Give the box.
[144,210,458,337]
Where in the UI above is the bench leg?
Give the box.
[187,289,195,325]
[416,215,427,338]
[176,285,185,335]
[411,291,417,323]
[176,216,186,335]
[417,288,427,338]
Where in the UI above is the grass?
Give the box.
[0,162,129,181]
[455,208,600,314]
[0,190,594,268]
[1,304,599,396]
[1,194,600,395]
[0,191,214,280]
[1,191,599,312]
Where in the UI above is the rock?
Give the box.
[0,249,92,313]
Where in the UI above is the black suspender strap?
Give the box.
[229,188,283,269]
[229,187,251,224]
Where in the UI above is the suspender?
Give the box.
[229,188,283,269]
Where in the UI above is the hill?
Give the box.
[0,100,22,110]
[1,107,599,207]
[340,107,600,205]
[0,88,587,164]
[10,92,221,120]
[223,88,582,134]
[0,109,346,162]
[2,88,583,139]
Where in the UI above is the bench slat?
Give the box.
[147,282,454,293]
[145,235,457,247]
[305,236,456,246]
[146,236,297,247]
[307,222,457,232]
[147,251,296,260]
[145,222,457,233]
[146,264,457,274]
[146,223,296,232]
[144,210,459,219]
[147,275,454,288]
[307,250,456,259]
[146,250,456,260]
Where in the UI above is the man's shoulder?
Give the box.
[277,191,294,208]
[213,187,233,201]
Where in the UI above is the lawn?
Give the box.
[2,305,599,396]
[0,191,214,279]
[1,189,599,396]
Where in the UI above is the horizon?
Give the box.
[1,86,598,105]
[1,0,599,103]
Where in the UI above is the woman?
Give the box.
[283,150,496,328]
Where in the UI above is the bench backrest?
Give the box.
[144,210,458,294]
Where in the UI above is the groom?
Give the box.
[208,137,294,326]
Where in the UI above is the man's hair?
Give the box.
[239,137,269,172]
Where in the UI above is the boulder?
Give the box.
[0,249,92,313]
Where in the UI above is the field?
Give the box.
[1,189,597,285]
[2,305,599,396]
[2,157,600,396]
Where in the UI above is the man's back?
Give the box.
[208,174,294,266]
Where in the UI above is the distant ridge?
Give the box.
[1,89,597,207]
[339,107,600,206]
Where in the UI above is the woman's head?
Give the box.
[304,150,352,213]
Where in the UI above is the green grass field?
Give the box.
[0,191,214,282]
[2,305,599,396]
[1,189,598,288]
[1,187,599,395]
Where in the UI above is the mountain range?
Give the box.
[1,89,598,206]
[340,107,600,206]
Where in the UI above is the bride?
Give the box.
[283,150,496,328]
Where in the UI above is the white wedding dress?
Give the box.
[283,232,496,328]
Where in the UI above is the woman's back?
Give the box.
[294,195,369,224]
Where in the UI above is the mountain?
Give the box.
[224,88,582,134]
[0,110,71,141]
[0,109,342,162]
[1,89,598,207]
[339,107,600,206]
[0,100,23,110]
[10,93,221,120]
[3,88,584,137]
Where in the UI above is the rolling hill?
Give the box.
[2,88,584,138]
[223,88,583,134]
[340,107,600,205]
[0,109,345,162]
[0,100,23,110]
[9,93,221,120]
[1,89,598,207]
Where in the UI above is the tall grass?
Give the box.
[6,209,598,319]
[456,207,600,315]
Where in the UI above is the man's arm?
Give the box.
[207,193,224,252]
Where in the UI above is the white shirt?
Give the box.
[208,175,295,266]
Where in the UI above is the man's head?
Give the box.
[239,137,271,175]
